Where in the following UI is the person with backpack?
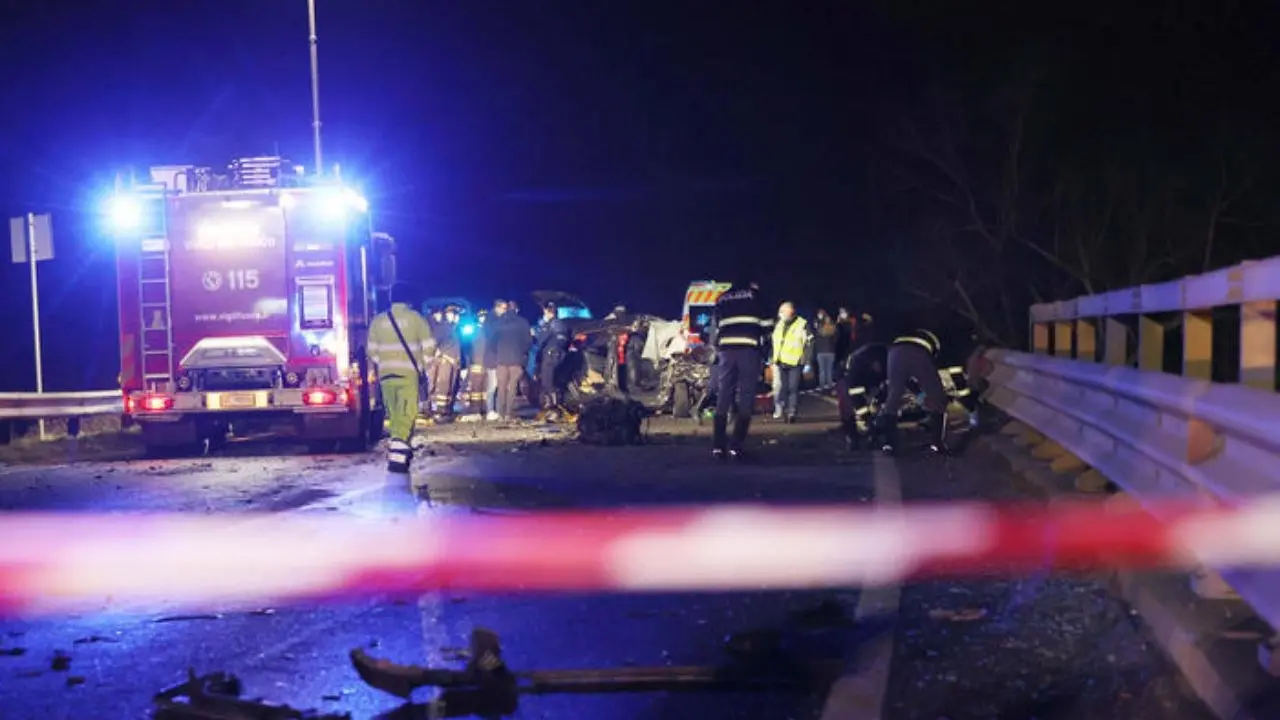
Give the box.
[367,282,436,474]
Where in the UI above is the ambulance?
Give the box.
[680,280,732,345]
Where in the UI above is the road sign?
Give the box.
[10,212,52,440]
[9,213,54,263]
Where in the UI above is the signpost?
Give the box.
[9,213,54,440]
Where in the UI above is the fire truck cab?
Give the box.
[108,158,395,454]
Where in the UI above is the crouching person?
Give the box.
[368,282,436,474]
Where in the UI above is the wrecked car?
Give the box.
[528,290,660,410]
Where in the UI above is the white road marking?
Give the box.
[818,452,902,720]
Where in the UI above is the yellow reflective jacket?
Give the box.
[771,316,809,367]
[367,303,436,377]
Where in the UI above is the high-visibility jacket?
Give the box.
[772,316,810,367]
[367,303,436,377]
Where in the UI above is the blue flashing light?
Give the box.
[312,187,369,224]
[105,195,143,233]
[460,323,477,338]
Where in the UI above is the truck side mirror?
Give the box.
[371,232,397,290]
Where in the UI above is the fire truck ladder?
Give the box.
[139,226,174,389]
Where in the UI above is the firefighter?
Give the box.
[367,282,435,474]
[711,280,769,460]
[871,328,949,456]
[770,302,810,424]
[464,309,490,417]
[430,304,463,421]
[837,341,888,450]
[534,302,570,410]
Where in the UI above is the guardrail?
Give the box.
[0,390,123,420]
[1027,257,1280,388]
[986,256,1280,630]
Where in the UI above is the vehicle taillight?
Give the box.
[303,388,346,406]
[140,393,174,412]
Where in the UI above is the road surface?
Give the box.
[0,396,1213,719]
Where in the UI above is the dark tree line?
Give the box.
[872,2,1280,347]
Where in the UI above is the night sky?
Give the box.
[1,1,1278,391]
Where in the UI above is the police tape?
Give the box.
[0,497,1276,616]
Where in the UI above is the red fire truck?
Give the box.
[108,158,396,454]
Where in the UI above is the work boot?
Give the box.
[926,412,951,455]
[386,438,413,475]
[712,448,727,461]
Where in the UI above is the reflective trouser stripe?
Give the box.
[894,336,934,353]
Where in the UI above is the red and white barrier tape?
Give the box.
[1,498,1277,616]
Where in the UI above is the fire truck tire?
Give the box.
[671,382,692,419]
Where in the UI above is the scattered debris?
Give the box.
[153,670,350,720]
[576,397,648,446]
[154,613,224,624]
[350,627,841,717]
[51,650,71,671]
[0,646,27,657]
[73,635,118,645]
[66,675,85,687]
[927,607,989,622]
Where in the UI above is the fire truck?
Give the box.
[107,157,396,454]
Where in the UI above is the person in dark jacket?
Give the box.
[534,302,571,410]
[834,307,854,366]
[813,309,838,389]
[711,280,769,460]
[872,328,949,455]
[488,299,533,420]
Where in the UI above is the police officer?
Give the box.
[711,280,769,460]
[534,302,570,410]
[872,328,949,455]
[430,304,463,421]
[367,282,436,474]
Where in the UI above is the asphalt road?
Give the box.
[0,396,1215,719]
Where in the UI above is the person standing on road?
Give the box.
[711,280,769,460]
[813,308,838,389]
[872,328,949,456]
[534,302,571,411]
[482,301,504,420]
[835,307,854,366]
[771,302,810,424]
[464,309,490,418]
[488,300,531,420]
[367,282,436,474]
[489,299,533,420]
[429,305,463,422]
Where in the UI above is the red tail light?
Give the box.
[140,393,174,412]
[303,388,347,406]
